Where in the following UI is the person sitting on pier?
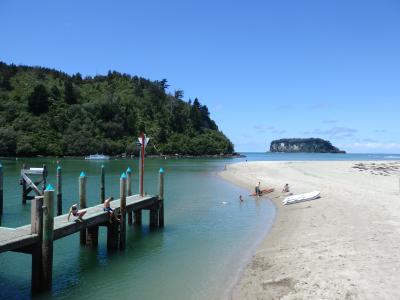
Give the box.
[67,204,87,222]
[103,197,120,223]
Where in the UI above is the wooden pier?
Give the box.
[0,167,165,294]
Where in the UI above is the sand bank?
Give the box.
[220,161,400,299]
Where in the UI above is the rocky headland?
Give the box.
[269,138,345,153]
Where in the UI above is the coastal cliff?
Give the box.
[269,138,345,153]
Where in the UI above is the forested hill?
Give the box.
[0,62,234,157]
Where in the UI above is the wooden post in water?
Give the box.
[158,168,165,228]
[79,171,87,245]
[140,132,145,196]
[134,209,142,226]
[22,164,27,204]
[31,196,44,293]
[86,226,99,247]
[150,169,159,228]
[119,172,127,250]
[0,164,3,217]
[42,185,54,290]
[100,165,105,203]
[126,167,133,224]
[56,166,62,216]
[41,164,47,194]
[107,221,119,251]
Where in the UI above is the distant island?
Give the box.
[269,138,346,153]
[0,62,234,157]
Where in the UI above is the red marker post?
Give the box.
[138,132,150,197]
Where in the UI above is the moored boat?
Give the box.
[283,191,321,205]
[85,154,110,160]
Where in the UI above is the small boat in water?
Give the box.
[283,191,320,205]
[85,154,110,160]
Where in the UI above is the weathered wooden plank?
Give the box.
[22,169,44,175]
[22,173,41,195]
[0,231,38,253]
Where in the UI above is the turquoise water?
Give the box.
[0,156,274,300]
[0,152,398,300]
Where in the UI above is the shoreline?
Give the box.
[220,160,400,299]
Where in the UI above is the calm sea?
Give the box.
[0,152,398,299]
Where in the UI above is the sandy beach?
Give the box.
[220,161,400,300]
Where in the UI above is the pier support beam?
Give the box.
[79,172,87,245]
[158,168,165,228]
[31,196,44,294]
[119,172,127,250]
[56,166,62,216]
[42,185,54,290]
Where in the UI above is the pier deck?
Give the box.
[0,194,158,254]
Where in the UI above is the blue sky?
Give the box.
[1,0,400,153]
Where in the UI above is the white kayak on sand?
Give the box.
[283,191,321,205]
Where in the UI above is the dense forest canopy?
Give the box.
[0,62,234,157]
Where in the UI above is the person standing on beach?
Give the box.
[255,181,261,196]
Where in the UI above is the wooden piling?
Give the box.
[86,226,99,247]
[31,196,44,293]
[42,185,54,290]
[158,168,165,228]
[100,165,105,203]
[126,167,133,225]
[42,164,47,194]
[149,205,159,228]
[56,166,62,216]
[22,164,27,205]
[119,172,127,250]
[79,171,87,245]
[0,164,3,217]
[107,221,119,250]
[134,209,142,226]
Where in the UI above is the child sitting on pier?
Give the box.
[103,197,120,223]
[67,204,87,222]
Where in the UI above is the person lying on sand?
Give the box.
[103,197,120,223]
[67,204,86,222]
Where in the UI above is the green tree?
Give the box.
[64,79,77,104]
[27,84,49,115]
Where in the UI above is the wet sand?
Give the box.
[220,161,400,299]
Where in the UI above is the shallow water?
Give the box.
[0,156,274,300]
